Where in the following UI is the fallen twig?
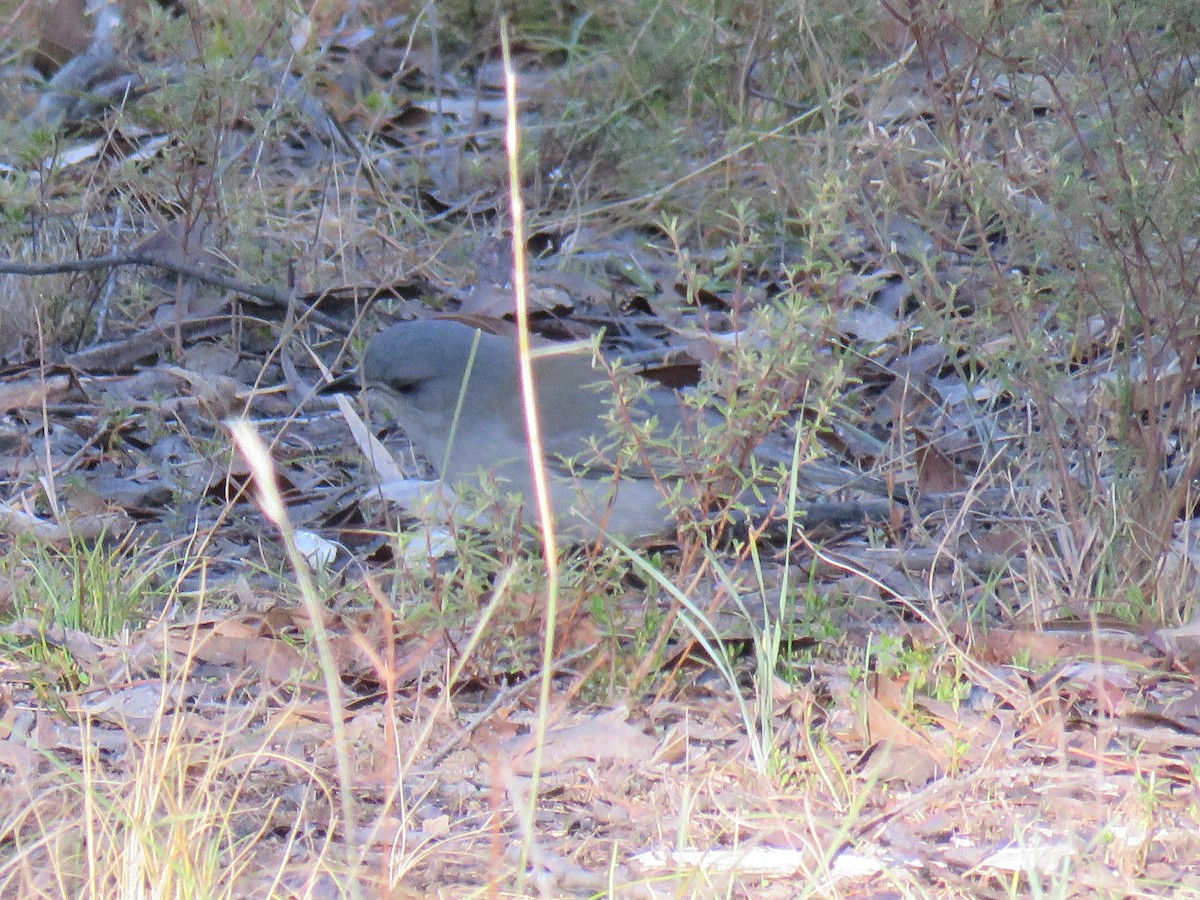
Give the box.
[0,252,292,306]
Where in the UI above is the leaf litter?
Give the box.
[0,2,1198,895]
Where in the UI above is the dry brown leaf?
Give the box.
[873,373,936,427]
[914,439,970,493]
[864,689,950,770]
[167,627,307,684]
[33,0,90,73]
[133,213,222,269]
[970,625,1156,669]
[0,373,71,413]
[505,708,657,774]
[457,280,573,318]
[972,522,1030,557]
[857,739,941,788]
[0,740,43,777]
[915,698,1012,766]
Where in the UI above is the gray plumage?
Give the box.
[356,318,880,541]
[362,319,680,539]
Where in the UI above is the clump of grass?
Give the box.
[4,532,166,637]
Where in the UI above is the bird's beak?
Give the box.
[319,372,363,396]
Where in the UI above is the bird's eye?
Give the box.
[388,380,419,395]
